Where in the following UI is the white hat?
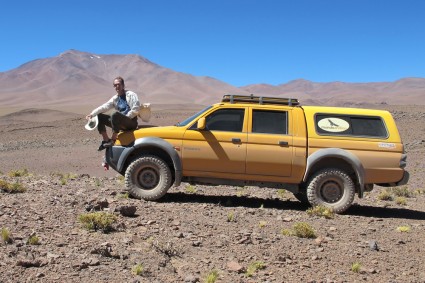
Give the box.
[85,115,98,131]
[138,103,151,122]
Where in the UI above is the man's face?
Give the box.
[113,79,124,94]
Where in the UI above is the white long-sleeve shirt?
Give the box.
[90,90,140,119]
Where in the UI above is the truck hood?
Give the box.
[117,125,186,146]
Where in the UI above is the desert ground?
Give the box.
[0,105,424,283]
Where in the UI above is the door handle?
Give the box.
[279,141,289,146]
[232,138,241,143]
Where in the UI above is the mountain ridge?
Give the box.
[0,49,424,109]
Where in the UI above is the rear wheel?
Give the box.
[125,155,172,201]
[306,168,355,213]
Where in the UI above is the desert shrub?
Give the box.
[293,222,316,238]
[281,228,293,236]
[132,263,144,276]
[377,190,393,201]
[0,180,27,193]
[258,221,267,228]
[51,172,78,185]
[395,197,407,205]
[8,169,28,177]
[185,184,197,194]
[116,175,125,184]
[151,239,182,258]
[351,262,361,273]
[227,211,236,222]
[236,187,246,197]
[397,225,410,232]
[78,212,118,233]
[277,189,286,199]
[27,235,40,245]
[1,228,12,244]
[391,186,411,198]
[246,261,266,277]
[306,205,335,219]
[117,192,129,199]
[281,222,316,239]
[205,269,219,283]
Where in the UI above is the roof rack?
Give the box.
[222,94,300,106]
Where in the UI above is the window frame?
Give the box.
[251,109,288,135]
[314,113,389,139]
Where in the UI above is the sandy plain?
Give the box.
[0,105,424,282]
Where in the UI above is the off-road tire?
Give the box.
[306,168,355,213]
[125,155,172,201]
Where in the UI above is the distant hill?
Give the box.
[0,49,424,109]
[0,50,245,109]
[241,78,425,106]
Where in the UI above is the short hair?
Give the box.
[113,76,125,86]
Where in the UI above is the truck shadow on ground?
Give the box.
[161,192,307,211]
[160,192,425,220]
[345,204,425,220]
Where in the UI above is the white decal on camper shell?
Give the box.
[378,142,396,149]
[318,118,350,133]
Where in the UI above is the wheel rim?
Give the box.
[320,179,344,203]
[137,167,159,189]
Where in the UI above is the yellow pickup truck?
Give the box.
[105,94,409,213]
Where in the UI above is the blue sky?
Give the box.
[1,0,424,86]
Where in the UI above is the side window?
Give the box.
[315,114,388,138]
[351,116,387,137]
[252,110,288,134]
[205,109,245,132]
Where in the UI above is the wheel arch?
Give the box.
[303,148,366,198]
[116,137,182,186]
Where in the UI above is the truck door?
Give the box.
[246,108,293,177]
[182,108,247,174]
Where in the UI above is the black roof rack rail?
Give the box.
[222,94,300,106]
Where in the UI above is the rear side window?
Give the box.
[252,110,288,134]
[315,114,387,138]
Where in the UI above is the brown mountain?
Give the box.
[0,50,424,112]
[0,50,246,109]
[242,78,425,106]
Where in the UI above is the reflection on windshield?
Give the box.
[176,106,212,127]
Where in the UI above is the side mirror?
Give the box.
[197,117,206,130]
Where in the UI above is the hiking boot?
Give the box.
[98,139,111,151]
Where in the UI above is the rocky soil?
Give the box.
[0,106,425,283]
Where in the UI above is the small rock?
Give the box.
[369,240,379,251]
[16,259,45,268]
[227,261,244,273]
[184,274,199,283]
[367,268,377,274]
[118,205,137,217]
[36,273,45,278]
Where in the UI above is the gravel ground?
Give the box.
[0,106,424,283]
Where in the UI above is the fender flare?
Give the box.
[302,148,366,198]
[116,137,183,186]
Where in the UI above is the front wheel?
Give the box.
[306,168,355,214]
[125,155,172,201]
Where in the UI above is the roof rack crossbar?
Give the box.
[222,94,300,106]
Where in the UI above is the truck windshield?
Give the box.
[175,106,212,127]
